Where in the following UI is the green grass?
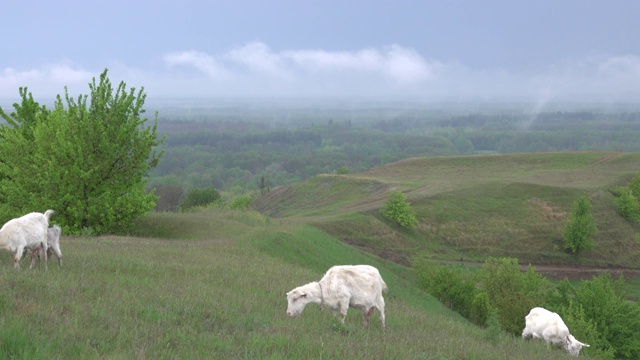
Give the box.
[2,151,637,359]
[0,210,581,359]
[255,151,640,268]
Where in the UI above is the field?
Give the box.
[1,151,638,358]
[253,151,640,273]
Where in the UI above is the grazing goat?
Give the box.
[0,210,54,270]
[286,265,388,329]
[522,307,589,357]
[29,225,63,268]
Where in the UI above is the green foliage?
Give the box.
[470,291,493,327]
[0,69,163,234]
[557,301,615,360]
[613,173,640,222]
[416,260,480,323]
[562,195,598,254]
[181,187,222,210]
[615,187,640,221]
[477,258,548,335]
[550,274,640,359]
[629,173,640,196]
[229,194,255,210]
[381,190,417,228]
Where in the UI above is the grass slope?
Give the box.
[253,151,640,269]
[0,210,579,359]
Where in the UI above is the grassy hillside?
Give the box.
[252,151,640,269]
[0,210,580,359]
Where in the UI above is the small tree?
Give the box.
[381,190,417,228]
[562,195,598,254]
[0,69,163,234]
[615,187,640,222]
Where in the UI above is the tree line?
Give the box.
[149,110,640,195]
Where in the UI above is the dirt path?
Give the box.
[438,258,640,280]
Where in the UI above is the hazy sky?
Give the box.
[2,0,639,103]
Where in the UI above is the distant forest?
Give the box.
[148,101,640,194]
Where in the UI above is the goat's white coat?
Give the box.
[30,225,62,268]
[522,307,589,357]
[286,265,388,329]
[0,210,54,269]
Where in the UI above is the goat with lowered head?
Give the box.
[0,210,54,270]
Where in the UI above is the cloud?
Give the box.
[164,42,438,89]
[1,43,639,102]
[163,51,231,80]
[0,65,93,99]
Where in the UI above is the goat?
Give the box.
[0,210,54,270]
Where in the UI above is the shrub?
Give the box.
[416,259,482,325]
[229,194,255,210]
[181,187,222,210]
[477,258,548,335]
[381,191,417,228]
[470,292,493,327]
[614,186,640,222]
[549,273,640,359]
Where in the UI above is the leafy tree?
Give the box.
[562,195,598,254]
[0,69,163,234]
[613,173,640,222]
[181,187,221,210]
[629,173,640,196]
[614,187,640,222]
[381,190,417,228]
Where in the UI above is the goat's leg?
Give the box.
[363,307,374,328]
[13,246,24,270]
[39,241,48,270]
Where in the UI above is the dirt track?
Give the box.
[521,263,640,280]
[437,258,640,280]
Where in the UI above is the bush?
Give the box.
[470,291,493,327]
[229,194,255,210]
[548,273,640,359]
[381,191,417,228]
[416,259,483,325]
[614,186,640,222]
[477,258,548,335]
[181,187,221,210]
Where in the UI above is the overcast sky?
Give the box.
[2,0,639,104]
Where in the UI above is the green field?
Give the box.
[254,151,640,269]
[1,151,638,359]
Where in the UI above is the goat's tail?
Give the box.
[43,209,55,221]
[380,277,388,293]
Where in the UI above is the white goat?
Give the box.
[29,225,62,268]
[0,210,54,270]
[286,265,388,329]
[522,307,590,357]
